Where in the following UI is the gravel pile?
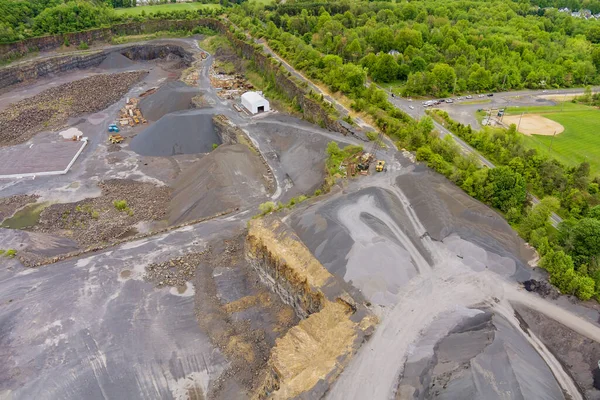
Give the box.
[144,252,207,288]
[98,52,135,70]
[138,81,199,121]
[33,179,171,246]
[0,71,147,146]
[0,194,39,221]
[130,111,219,157]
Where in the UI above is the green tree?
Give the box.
[519,196,560,241]
[484,166,527,213]
[371,53,399,83]
[561,218,600,268]
[588,26,600,44]
[430,63,456,96]
[344,38,362,62]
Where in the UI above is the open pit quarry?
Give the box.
[2,33,600,400]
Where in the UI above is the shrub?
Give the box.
[366,131,378,141]
[212,143,219,150]
[5,249,17,258]
[91,211,99,219]
[314,189,322,196]
[64,37,70,47]
[78,41,89,50]
[259,201,276,215]
[113,200,128,211]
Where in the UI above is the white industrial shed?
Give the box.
[241,91,270,114]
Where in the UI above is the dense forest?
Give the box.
[245,0,600,94]
[227,0,600,299]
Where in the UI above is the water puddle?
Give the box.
[1,202,48,229]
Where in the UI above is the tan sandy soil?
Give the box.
[503,114,565,136]
[538,93,582,101]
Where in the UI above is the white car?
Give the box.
[466,95,473,99]
[409,105,415,110]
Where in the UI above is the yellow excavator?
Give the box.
[376,160,386,172]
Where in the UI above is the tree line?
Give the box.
[0,0,221,43]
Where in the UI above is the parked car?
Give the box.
[446,98,453,103]
[478,94,485,98]
[487,93,494,97]
[409,105,415,110]
[466,95,473,99]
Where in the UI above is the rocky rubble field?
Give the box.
[0,71,147,146]
[33,179,170,246]
[144,251,208,288]
[0,194,39,221]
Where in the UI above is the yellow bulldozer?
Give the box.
[109,134,124,144]
[376,160,386,172]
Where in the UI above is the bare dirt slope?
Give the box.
[169,143,270,225]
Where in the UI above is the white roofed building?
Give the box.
[241,91,270,114]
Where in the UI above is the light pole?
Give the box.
[517,112,524,132]
[549,130,557,153]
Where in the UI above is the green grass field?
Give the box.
[113,3,221,16]
[505,102,600,174]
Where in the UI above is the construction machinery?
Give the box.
[357,152,373,170]
[108,124,120,133]
[109,134,124,144]
[376,160,386,172]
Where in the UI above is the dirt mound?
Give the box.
[169,144,269,224]
[0,71,147,146]
[130,111,220,157]
[523,279,560,299]
[98,52,135,70]
[138,81,200,121]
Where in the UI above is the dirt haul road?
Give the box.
[326,170,599,400]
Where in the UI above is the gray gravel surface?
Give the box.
[130,110,219,156]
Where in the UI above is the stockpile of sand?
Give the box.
[98,52,135,70]
[139,81,200,121]
[130,111,220,157]
[169,144,269,224]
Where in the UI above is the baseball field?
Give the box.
[505,102,600,174]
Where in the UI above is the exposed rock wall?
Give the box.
[0,18,218,62]
[0,44,191,90]
[246,217,377,399]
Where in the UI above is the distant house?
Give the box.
[388,50,400,56]
[241,91,270,114]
